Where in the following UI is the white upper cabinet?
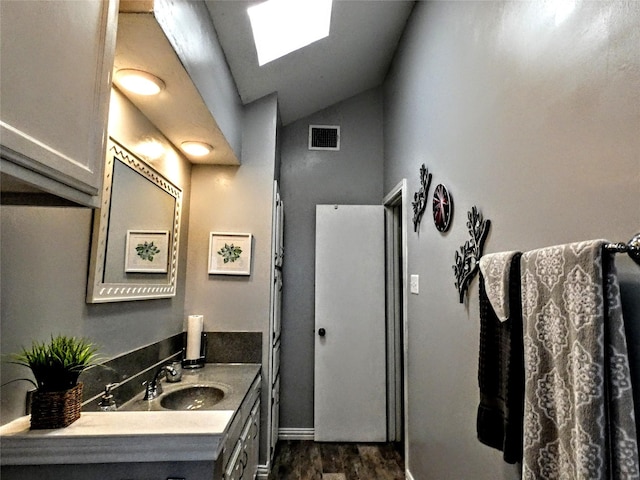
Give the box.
[0,0,118,207]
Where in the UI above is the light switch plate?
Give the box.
[410,274,419,294]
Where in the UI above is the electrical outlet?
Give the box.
[410,274,419,294]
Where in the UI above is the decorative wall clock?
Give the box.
[432,184,453,232]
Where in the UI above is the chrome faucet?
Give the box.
[143,364,178,400]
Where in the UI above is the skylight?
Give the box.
[248,0,333,66]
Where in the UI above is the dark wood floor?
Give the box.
[268,440,405,480]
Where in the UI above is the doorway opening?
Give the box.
[383,179,408,463]
[311,181,408,468]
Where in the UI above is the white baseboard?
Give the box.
[406,468,415,480]
[256,464,269,479]
[278,427,315,440]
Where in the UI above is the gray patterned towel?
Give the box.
[521,240,639,480]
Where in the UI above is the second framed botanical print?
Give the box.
[208,232,253,275]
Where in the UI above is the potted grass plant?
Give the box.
[10,335,99,429]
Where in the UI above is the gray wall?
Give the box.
[0,89,192,424]
[185,94,278,333]
[184,93,279,464]
[384,2,640,479]
[279,87,385,428]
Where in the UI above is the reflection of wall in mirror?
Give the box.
[103,157,175,284]
[124,230,170,273]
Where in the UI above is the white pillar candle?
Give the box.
[186,315,204,360]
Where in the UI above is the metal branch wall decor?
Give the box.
[453,206,491,303]
[411,164,432,232]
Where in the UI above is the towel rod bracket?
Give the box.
[605,233,640,266]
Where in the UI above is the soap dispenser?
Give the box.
[98,383,118,411]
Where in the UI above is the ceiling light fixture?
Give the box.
[181,141,212,157]
[115,69,165,96]
[136,139,165,160]
[248,0,333,66]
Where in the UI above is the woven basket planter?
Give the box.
[30,382,83,429]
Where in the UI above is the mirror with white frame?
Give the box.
[87,138,182,303]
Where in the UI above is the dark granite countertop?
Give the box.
[119,363,261,413]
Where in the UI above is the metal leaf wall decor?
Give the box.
[453,206,491,303]
[411,164,432,232]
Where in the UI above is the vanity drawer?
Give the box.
[224,397,260,480]
[224,439,243,480]
[244,399,261,480]
[222,373,261,472]
[245,375,261,412]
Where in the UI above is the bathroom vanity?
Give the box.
[0,364,261,480]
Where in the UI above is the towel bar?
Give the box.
[605,233,640,266]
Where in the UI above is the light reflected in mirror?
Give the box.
[87,138,182,303]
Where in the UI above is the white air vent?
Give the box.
[309,125,340,151]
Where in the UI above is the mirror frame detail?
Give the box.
[86,138,182,303]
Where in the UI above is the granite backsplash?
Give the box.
[80,331,262,411]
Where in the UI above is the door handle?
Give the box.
[318,328,326,337]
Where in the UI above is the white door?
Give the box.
[314,204,386,442]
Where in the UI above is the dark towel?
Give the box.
[477,252,524,464]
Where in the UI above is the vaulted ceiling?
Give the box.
[111,0,415,166]
[205,0,415,125]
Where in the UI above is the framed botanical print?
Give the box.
[208,232,253,275]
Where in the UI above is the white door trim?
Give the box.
[383,179,409,464]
